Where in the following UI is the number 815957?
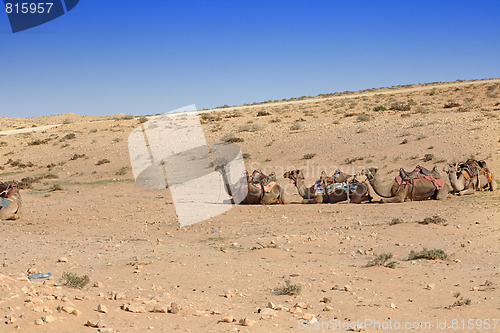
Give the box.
[5,2,53,14]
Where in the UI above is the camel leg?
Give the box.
[380,191,406,203]
[457,187,474,196]
[490,174,497,191]
[0,199,21,220]
[435,186,450,200]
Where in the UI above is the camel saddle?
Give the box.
[315,176,359,196]
[458,160,492,182]
[249,170,277,193]
[0,182,20,208]
[396,166,445,189]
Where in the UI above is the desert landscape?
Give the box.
[1,79,499,332]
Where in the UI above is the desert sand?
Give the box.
[1,79,499,332]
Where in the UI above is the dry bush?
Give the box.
[365,253,397,268]
[390,102,411,111]
[221,133,244,143]
[96,159,111,166]
[274,280,301,295]
[408,248,449,261]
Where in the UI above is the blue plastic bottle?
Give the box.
[28,273,52,279]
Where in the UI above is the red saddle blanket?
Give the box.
[395,175,445,189]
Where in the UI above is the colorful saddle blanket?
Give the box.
[395,166,445,189]
[0,183,20,208]
[458,160,492,182]
[314,180,359,195]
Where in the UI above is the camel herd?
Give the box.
[215,159,496,205]
[0,160,496,221]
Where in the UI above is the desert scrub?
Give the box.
[407,248,449,261]
[423,154,434,162]
[242,153,251,160]
[365,253,397,268]
[115,167,129,175]
[418,215,448,226]
[96,159,111,166]
[390,102,411,111]
[70,153,86,161]
[389,218,404,225]
[373,105,387,112]
[290,123,302,131]
[61,272,90,289]
[256,110,271,117]
[356,113,371,122]
[302,153,316,160]
[221,133,244,143]
[138,116,148,123]
[274,280,301,295]
[237,124,262,132]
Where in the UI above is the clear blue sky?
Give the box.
[1,0,499,118]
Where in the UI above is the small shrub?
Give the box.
[290,123,302,131]
[242,153,251,160]
[51,184,64,191]
[60,133,76,141]
[96,159,110,166]
[61,272,90,289]
[62,118,73,125]
[407,248,449,261]
[390,102,411,111]
[418,215,448,226]
[344,156,363,164]
[423,154,434,162]
[274,280,301,295]
[113,137,123,143]
[115,167,128,175]
[28,138,51,146]
[237,124,262,132]
[357,113,371,122]
[221,133,244,143]
[89,129,98,133]
[138,117,148,123]
[443,101,460,108]
[270,118,281,123]
[70,153,86,161]
[373,105,387,112]
[257,110,271,117]
[303,153,316,160]
[389,218,404,225]
[365,253,397,269]
[122,114,135,120]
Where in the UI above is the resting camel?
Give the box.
[283,169,372,204]
[362,167,450,203]
[0,182,22,220]
[443,161,496,195]
[215,164,285,204]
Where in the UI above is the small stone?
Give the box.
[344,285,352,292]
[153,304,168,313]
[485,280,494,286]
[5,315,16,324]
[169,302,181,314]
[210,309,222,315]
[43,315,56,323]
[86,319,105,328]
[97,304,108,313]
[289,306,302,314]
[260,308,277,319]
[121,303,146,313]
[93,281,104,288]
[267,302,275,309]
[472,287,479,291]
[224,289,235,298]
[58,257,69,263]
[301,313,315,321]
[220,315,234,323]
[390,303,396,309]
[322,296,333,303]
[98,329,113,333]
[113,292,126,300]
[239,318,254,326]
[426,284,435,290]
[34,318,44,325]
[323,306,334,311]
[71,309,82,316]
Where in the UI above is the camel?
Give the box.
[215,165,285,204]
[443,161,496,195]
[0,182,22,220]
[283,169,372,204]
[362,167,450,203]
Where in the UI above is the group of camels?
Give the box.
[215,159,496,205]
[0,160,496,220]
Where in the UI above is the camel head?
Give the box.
[283,169,303,184]
[361,167,379,180]
[442,163,458,174]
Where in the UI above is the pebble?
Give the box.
[323,306,334,311]
[220,315,234,323]
[121,303,146,313]
[322,296,333,303]
[86,319,105,328]
[93,281,104,288]
[58,257,69,263]
[239,318,255,326]
[97,304,108,313]
[224,289,235,298]
[426,284,435,290]
[43,315,56,323]
[169,302,181,314]
[34,318,44,325]
[344,285,353,292]
[390,303,396,309]
[5,315,16,324]
[260,308,278,319]
[152,304,168,313]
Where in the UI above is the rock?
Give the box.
[86,319,105,328]
[390,303,396,309]
[93,281,104,288]
[344,285,353,292]
[322,296,333,303]
[169,302,181,314]
[210,309,222,315]
[42,315,56,323]
[224,289,235,298]
[220,315,234,323]
[323,306,334,311]
[5,315,16,324]
[71,309,82,316]
[301,313,315,321]
[112,292,126,300]
[34,318,44,325]
[58,257,69,263]
[97,304,108,313]
[121,303,146,313]
[426,284,435,290]
[152,304,168,313]
[239,318,254,326]
[260,308,278,319]
[267,301,275,309]
[289,306,302,314]
[98,329,114,333]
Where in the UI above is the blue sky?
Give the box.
[1,0,499,118]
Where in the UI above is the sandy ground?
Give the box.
[1,79,499,332]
